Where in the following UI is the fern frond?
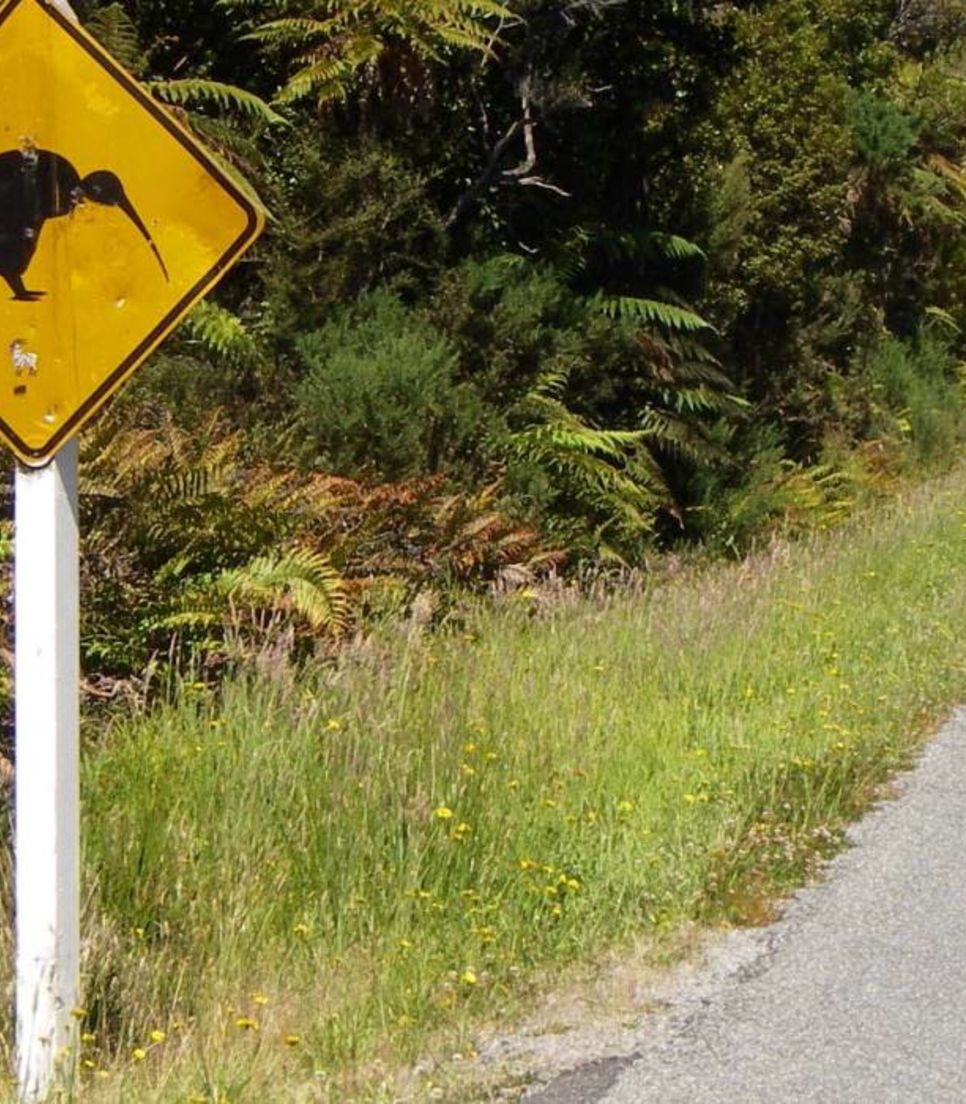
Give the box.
[149,79,288,126]
[150,608,222,631]
[640,409,721,463]
[648,232,707,261]
[529,369,572,399]
[274,44,382,103]
[215,549,349,634]
[656,356,735,389]
[598,294,715,334]
[924,305,961,333]
[517,423,647,463]
[246,16,336,46]
[184,300,259,359]
[85,3,143,72]
[660,385,743,416]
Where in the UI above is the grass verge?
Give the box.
[11,467,966,1100]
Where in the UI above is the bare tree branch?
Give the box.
[445,118,523,228]
[446,67,571,228]
[503,75,538,178]
[516,176,572,197]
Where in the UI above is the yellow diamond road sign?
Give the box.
[0,0,264,466]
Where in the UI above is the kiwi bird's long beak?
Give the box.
[118,193,170,282]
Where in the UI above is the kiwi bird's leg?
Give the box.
[3,272,45,301]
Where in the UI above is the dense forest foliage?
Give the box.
[21,0,966,687]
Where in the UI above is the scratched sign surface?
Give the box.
[0,0,263,466]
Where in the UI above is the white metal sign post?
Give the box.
[14,441,80,1102]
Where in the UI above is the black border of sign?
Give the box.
[0,0,264,467]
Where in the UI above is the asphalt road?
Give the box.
[526,709,966,1103]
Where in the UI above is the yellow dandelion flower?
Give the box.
[253,994,270,1006]
[132,1048,147,1062]
[70,1007,87,1020]
[80,1032,96,1045]
[617,800,635,814]
[149,1029,166,1043]
[82,1059,96,1070]
[283,1034,301,1047]
[433,806,455,820]
[460,969,478,986]
[325,719,342,732]
[235,1017,258,1031]
[293,923,311,937]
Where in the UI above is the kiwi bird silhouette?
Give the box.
[0,148,169,301]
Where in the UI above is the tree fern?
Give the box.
[508,372,670,544]
[247,0,512,105]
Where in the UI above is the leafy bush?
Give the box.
[848,90,919,171]
[686,424,855,556]
[296,290,486,478]
[860,328,966,463]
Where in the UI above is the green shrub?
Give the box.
[848,90,919,171]
[296,290,486,478]
[686,424,855,555]
[861,329,966,464]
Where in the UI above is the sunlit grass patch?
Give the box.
[9,467,966,1100]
